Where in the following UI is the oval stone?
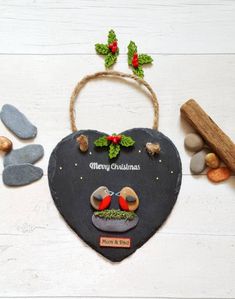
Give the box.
[92,214,139,233]
[3,163,43,186]
[184,133,204,152]
[190,149,209,174]
[0,104,37,139]
[4,144,44,167]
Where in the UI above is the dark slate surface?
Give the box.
[48,128,182,262]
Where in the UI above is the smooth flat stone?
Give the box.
[3,163,43,186]
[184,133,204,152]
[0,104,37,139]
[190,149,210,174]
[4,144,44,167]
[92,214,139,232]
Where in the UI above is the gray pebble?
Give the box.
[184,133,204,152]
[0,104,37,139]
[3,163,43,186]
[190,149,210,174]
[92,215,139,233]
[4,144,44,167]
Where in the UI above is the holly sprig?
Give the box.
[94,134,135,159]
[95,30,119,68]
[127,41,153,78]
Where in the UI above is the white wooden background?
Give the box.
[0,1,234,298]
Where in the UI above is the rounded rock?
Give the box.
[3,163,43,186]
[184,133,204,152]
[207,167,231,183]
[0,136,12,153]
[205,153,220,169]
[190,149,209,174]
[0,104,37,139]
[4,144,44,167]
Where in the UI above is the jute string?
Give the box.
[69,71,159,132]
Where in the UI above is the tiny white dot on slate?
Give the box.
[75,163,78,167]
[80,176,83,180]
[59,166,63,170]
[159,159,162,163]
[170,170,174,174]
[156,177,159,180]
[89,152,92,155]
[138,150,141,153]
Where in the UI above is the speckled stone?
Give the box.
[205,153,220,169]
[190,149,210,174]
[184,133,204,152]
[92,214,139,233]
[3,163,43,186]
[4,144,44,167]
[0,104,37,139]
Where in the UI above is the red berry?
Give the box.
[107,136,113,141]
[132,60,139,68]
[108,43,113,50]
[113,40,117,47]
[111,45,117,53]
[132,53,139,68]
[112,137,118,144]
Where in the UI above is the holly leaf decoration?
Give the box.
[138,54,153,65]
[108,30,117,44]
[127,41,153,78]
[109,143,121,159]
[105,52,118,68]
[95,44,109,55]
[120,135,135,147]
[94,135,109,147]
[133,66,144,78]
[94,134,135,159]
[127,41,137,65]
[95,29,119,69]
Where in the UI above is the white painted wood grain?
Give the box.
[0,1,235,298]
[0,0,235,54]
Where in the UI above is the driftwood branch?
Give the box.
[180,99,235,172]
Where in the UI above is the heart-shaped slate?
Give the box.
[48,128,182,262]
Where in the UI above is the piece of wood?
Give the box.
[181,99,235,172]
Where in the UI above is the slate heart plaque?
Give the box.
[48,128,182,262]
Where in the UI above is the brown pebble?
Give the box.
[76,134,88,152]
[205,153,220,168]
[207,167,231,183]
[0,136,12,153]
[146,142,160,155]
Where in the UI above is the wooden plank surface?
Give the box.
[0,0,234,54]
[0,1,235,298]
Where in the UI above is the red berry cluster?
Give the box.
[108,40,118,53]
[132,52,139,68]
[106,134,122,144]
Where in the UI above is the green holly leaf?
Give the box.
[108,29,117,44]
[94,135,109,147]
[105,52,118,68]
[109,143,120,159]
[95,43,109,55]
[127,41,138,65]
[133,66,144,78]
[138,54,153,65]
[120,135,135,147]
